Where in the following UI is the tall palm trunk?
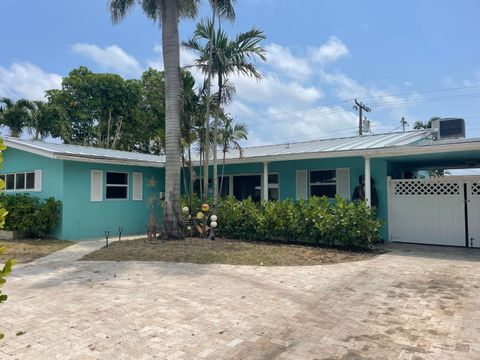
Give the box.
[202,0,217,203]
[219,146,227,196]
[188,143,194,213]
[212,72,223,207]
[160,0,184,239]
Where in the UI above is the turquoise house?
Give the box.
[2,138,164,240]
[3,128,480,246]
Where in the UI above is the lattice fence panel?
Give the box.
[472,183,480,196]
[394,180,460,196]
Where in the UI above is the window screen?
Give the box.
[106,172,128,199]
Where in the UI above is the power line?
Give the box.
[233,94,480,124]
[233,84,480,123]
[355,84,480,101]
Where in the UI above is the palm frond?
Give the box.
[109,0,136,24]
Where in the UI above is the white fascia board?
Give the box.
[53,154,165,168]
[210,141,480,165]
[4,141,165,168]
[3,140,57,159]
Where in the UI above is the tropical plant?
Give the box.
[184,18,266,206]
[22,100,57,140]
[215,196,382,249]
[0,138,13,340]
[195,0,237,203]
[109,0,199,239]
[0,98,33,137]
[218,115,247,196]
[0,194,61,238]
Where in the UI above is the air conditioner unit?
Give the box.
[431,118,465,140]
[362,119,371,133]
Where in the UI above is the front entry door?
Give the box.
[467,180,480,248]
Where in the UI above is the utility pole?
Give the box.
[353,99,371,135]
[400,117,408,132]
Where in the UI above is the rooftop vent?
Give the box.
[431,118,465,140]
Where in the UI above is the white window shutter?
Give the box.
[336,168,351,199]
[34,170,42,192]
[296,170,308,200]
[132,172,143,201]
[91,170,103,202]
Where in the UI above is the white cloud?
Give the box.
[230,104,358,146]
[231,72,323,107]
[265,43,311,80]
[71,43,142,77]
[0,62,62,100]
[309,36,349,65]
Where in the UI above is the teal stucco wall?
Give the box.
[61,161,164,240]
[1,147,64,200]
[2,147,165,240]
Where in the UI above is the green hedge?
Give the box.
[214,196,382,249]
[0,193,61,238]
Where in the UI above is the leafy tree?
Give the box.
[46,67,145,150]
[0,98,32,137]
[184,19,266,206]
[109,0,200,239]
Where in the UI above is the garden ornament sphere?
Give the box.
[196,212,205,219]
[201,203,210,212]
[182,206,189,215]
[210,221,218,228]
[210,215,217,222]
[187,226,192,231]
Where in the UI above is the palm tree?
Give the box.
[0,97,33,137]
[23,100,56,140]
[109,0,199,239]
[198,0,236,203]
[218,115,247,196]
[184,20,266,206]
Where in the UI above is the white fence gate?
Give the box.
[388,177,480,247]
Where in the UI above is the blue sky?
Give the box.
[1,0,480,145]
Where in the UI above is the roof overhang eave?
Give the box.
[53,154,165,168]
[214,141,480,165]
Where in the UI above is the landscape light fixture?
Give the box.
[104,231,110,247]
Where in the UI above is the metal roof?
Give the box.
[3,137,165,167]
[217,131,431,161]
[6,130,477,166]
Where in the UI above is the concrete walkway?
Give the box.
[1,241,480,360]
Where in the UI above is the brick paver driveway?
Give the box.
[2,241,480,360]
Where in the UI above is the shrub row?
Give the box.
[214,196,382,249]
[0,193,61,238]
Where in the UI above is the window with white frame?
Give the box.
[106,172,128,199]
[268,174,279,201]
[310,170,336,198]
[1,172,36,191]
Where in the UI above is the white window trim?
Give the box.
[309,169,337,198]
[1,171,38,192]
[132,172,143,201]
[105,171,129,200]
[231,172,280,200]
